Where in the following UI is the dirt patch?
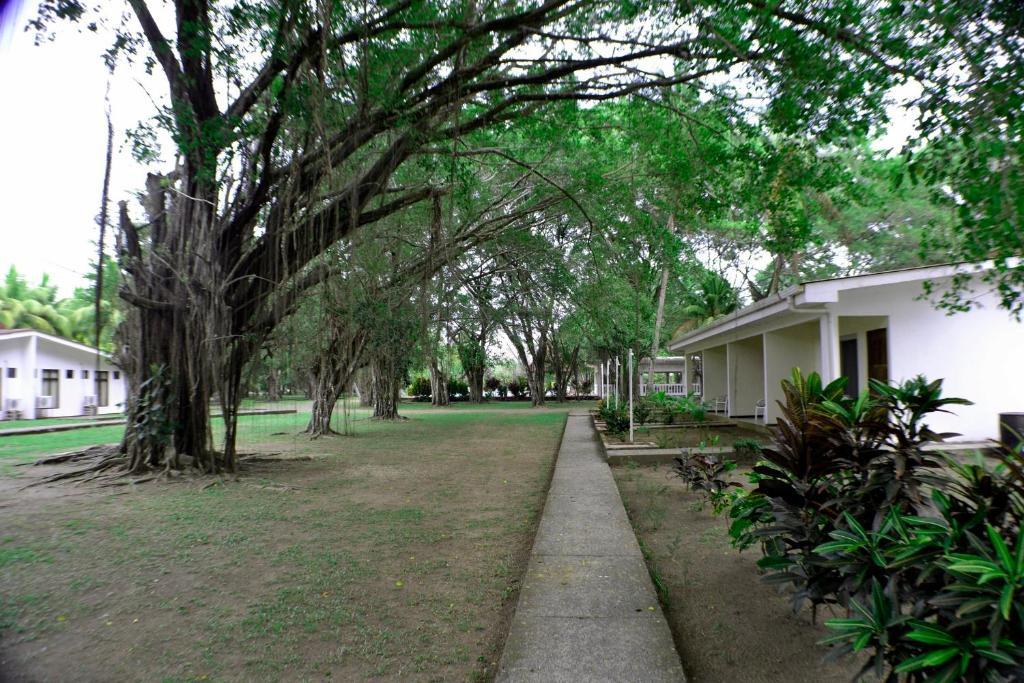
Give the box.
[613,464,864,683]
[0,408,567,681]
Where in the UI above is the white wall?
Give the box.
[0,334,126,419]
[763,321,822,423]
[702,346,727,401]
[728,336,765,417]
[833,279,1024,441]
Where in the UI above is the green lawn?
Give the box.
[0,400,574,476]
[0,405,569,681]
[0,414,126,431]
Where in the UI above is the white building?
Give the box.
[0,329,127,420]
[667,263,1024,441]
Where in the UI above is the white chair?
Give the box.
[754,399,766,421]
[707,395,728,414]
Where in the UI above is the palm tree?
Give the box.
[675,270,740,334]
[0,266,120,347]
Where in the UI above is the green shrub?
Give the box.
[726,369,1024,680]
[732,437,762,459]
[633,399,653,426]
[408,376,432,400]
[671,453,740,514]
[507,377,528,399]
[447,378,469,399]
[604,407,630,435]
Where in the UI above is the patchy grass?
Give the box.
[0,406,568,681]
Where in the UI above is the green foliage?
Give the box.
[125,364,175,467]
[447,378,469,400]
[633,399,653,426]
[672,453,740,514]
[408,376,432,400]
[721,367,1024,679]
[597,399,629,435]
[0,264,120,348]
[507,378,528,400]
[732,437,763,460]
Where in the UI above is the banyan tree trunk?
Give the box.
[467,369,484,403]
[372,356,401,419]
[528,364,546,407]
[304,334,365,438]
[306,378,341,436]
[555,371,568,402]
[117,169,230,473]
[429,358,449,407]
[266,370,281,402]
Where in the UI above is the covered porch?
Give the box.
[638,356,688,396]
[669,307,891,424]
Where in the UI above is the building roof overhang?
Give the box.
[0,328,114,361]
[667,261,994,353]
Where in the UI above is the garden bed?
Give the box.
[601,425,764,457]
[613,463,863,682]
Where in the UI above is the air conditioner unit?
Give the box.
[3,398,21,411]
[37,396,55,409]
[83,395,98,407]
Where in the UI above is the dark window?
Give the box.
[41,369,60,408]
[66,369,74,379]
[83,370,89,379]
[839,338,859,397]
[95,371,109,407]
[113,371,120,380]
[5,368,15,378]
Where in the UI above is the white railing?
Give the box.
[639,383,688,396]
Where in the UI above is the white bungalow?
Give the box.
[0,328,127,420]
[667,263,1024,441]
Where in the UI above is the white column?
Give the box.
[24,334,38,419]
[819,313,840,382]
[725,343,732,417]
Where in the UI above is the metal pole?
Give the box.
[628,350,634,443]
[613,357,619,410]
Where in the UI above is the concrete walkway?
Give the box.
[496,411,685,682]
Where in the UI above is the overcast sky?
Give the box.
[0,1,920,299]
[0,0,160,296]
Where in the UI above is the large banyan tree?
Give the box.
[39,0,993,473]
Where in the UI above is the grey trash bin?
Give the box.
[999,412,1024,452]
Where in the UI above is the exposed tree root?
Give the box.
[19,447,310,489]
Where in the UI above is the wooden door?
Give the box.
[840,338,860,396]
[866,328,889,386]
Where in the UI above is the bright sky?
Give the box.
[0,1,920,299]
[0,0,161,296]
